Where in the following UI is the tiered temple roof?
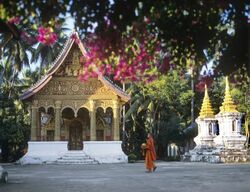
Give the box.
[219,77,238,113]
[20,31,130,102]
[199,84,214,118]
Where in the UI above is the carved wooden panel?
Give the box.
[38,100,55,108]
[38,77,114,96]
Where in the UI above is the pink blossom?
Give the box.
[36,26,57,46]
[79,27,161,83]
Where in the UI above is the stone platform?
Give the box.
[182,147,250,163]
[18,141,128,164]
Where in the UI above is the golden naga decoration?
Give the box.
[219,76,238,113]
[199,84,214,118]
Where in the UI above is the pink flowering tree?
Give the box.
[0,12,67,71]
[36,27,57,46]
[78,24,163,83]
[32,24,67,67]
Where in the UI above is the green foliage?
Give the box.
[122,126,146,160]
[0,60,31,162]
[144,70,193,117]
[0,118,29,162]
[128,153,137,163]
[124,69,193,158]
[124,70,250,158]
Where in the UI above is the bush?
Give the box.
[128,153,137,163]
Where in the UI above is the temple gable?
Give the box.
[35,43,118,99]
[54,44,83,77]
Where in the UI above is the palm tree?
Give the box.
[0,20,36,72]
[0,60,21,99]
[31,25,70,70]
[0,60,32,162]
[1,19,70,76]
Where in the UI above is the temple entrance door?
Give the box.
[96,130,104,141]
[68,120,83,150]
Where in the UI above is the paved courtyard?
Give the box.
[0,162,250,192]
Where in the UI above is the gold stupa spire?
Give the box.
[199,84,214,118]
[219,76,238,113]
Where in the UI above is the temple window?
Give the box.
[232,119,236,132]
[208,123,212,135]
[215,121,220,135]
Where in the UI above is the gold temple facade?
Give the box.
[20,32,130,150]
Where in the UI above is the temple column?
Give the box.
[55,101,62,141]
[90,100,96,141]
[37,109,42,141]
[31,100,38,141]
[113,100,120,141]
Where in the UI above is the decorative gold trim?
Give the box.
[219,77,238,113]
[199,84,214,118]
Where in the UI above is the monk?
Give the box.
[144,132,157,173]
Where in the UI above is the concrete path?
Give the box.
[0,162,250,192]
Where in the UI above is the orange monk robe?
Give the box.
[145,136,156,171]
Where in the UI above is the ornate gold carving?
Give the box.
[95,100,114,109]
[39,78,114,96]
[62,100,90,110]
[55,100,62,108]
[38,100,54,107]
[55,46,84,77]
[39,80,67,95]
[71,84,80,92]
[72,49,80,66]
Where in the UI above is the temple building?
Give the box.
[182,77,249,163]
[19,31,130,164]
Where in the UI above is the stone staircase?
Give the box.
[55,151,99,164]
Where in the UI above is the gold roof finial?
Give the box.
[219,76,238,113]
[199,84,214,118]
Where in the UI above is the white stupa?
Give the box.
[214,77,246,149]
[194,84,217,148]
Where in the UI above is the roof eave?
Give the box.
[20,75,52,100]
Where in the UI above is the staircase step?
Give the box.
[56,161,98,165]
[59,156,91,160]
[55,151,99,165]
[55,160,98,164]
